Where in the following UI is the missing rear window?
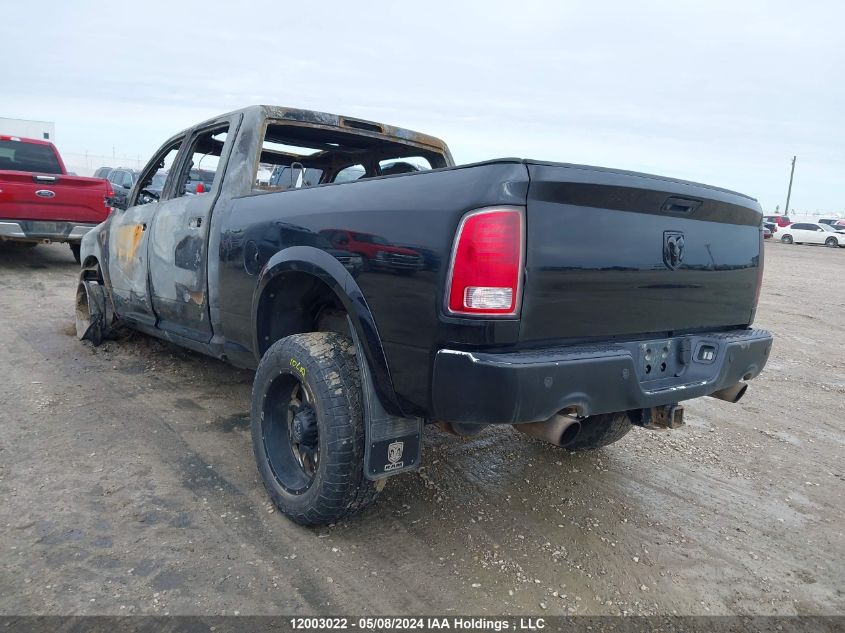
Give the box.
[253,121,445,192]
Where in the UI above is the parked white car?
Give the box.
[779,222,845,248]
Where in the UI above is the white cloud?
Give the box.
[1,0,842,212]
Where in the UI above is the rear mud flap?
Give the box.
[348,319,422,480]
[364,413,422,480]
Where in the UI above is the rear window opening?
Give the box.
[0,140,62,174]
[261,139,324,157]
[254,122,445,191]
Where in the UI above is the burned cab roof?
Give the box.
[258,125,447,169]
[250,106,451,171]
[258,105,450,156]
[177,105,452,172]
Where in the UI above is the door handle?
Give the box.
[188,217,203,229]
[661,196,702,214]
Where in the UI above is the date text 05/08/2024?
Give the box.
[289,617,547,631]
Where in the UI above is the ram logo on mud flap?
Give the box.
[384,441,404,471]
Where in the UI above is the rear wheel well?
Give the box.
[255,272,351,357]
[80,257,103,283]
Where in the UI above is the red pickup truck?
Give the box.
[763,214,791,228]
[0,135,112,262]
[320,228,424,273]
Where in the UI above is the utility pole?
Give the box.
[784,156,796,215]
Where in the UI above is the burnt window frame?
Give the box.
[171,123,233,199]
[252,118,448,192]
[129,137,186,207]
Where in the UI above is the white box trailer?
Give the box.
[0,117,56,142]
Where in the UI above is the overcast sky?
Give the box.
[2,0,842,213]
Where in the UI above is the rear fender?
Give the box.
[251,246,403,416]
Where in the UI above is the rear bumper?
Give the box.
[0,220,97,243]
[431,328,773,424]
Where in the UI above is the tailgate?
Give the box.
[0,171,111,224]
[521,162,763,342]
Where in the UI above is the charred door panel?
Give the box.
[107,202,159,324]
[148,119,236,343]
[148,194,213,340]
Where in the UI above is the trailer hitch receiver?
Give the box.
[631,404,685,430]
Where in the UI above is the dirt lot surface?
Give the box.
[0,241,842,616]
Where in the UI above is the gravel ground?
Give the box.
[0,240,842,616]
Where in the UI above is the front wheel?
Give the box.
[75,280,107,345]
[781,235,793,244]
[251,332,379,526]
[825,237,838,248]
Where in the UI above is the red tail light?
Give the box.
[751,230,765,322]
[446,207,524,316]
[105,186,114,208]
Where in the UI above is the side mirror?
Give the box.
[108,195,127,211]
[138,188,159,205]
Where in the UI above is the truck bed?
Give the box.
[520,160,763,342]
[218,157,764,416]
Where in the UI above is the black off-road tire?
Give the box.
[70,243,81,264]
[251,332,379,525]
[565,412,633,451]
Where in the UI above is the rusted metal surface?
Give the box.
[259,105,453,161]
[161,105,453,166]
[637,404,685,430]
[114,223,145,263]
[100,105,453,338]
[80,103,457,421]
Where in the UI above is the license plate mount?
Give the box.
[638,339,675,380]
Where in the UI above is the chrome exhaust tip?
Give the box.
[514,414,582,448]
[708,382,748,404]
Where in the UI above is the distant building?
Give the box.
[0,117,56,142]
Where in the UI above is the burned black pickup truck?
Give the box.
[77,105,772,525]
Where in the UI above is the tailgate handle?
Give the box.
[661,197,701,214]
[33,174,59,183]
